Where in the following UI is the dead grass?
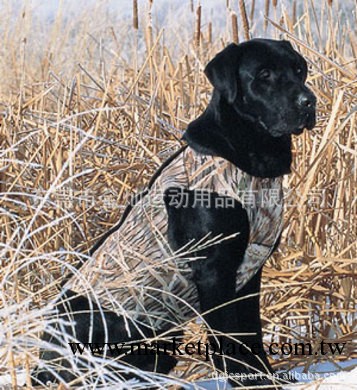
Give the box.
[0,0,356,388]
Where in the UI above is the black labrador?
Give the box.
[32,39,316,387]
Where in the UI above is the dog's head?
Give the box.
[204,39,316,137]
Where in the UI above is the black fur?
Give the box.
[165,188,251,375]
[32,39,316,388]
[184,39,316,178]
[32,290,179,386]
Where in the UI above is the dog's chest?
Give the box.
[64,147,284,329]
[175,148,284,291]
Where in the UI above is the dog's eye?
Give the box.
[296,67,304,77]
[257,69,271,80]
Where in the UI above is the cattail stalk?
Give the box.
[292,0,297,26]
[133,0,138,30]
[194,4,201,49]
[264,0,270,31]
[231,12,239,44]
[238,0,250,41]
[250,0,256,23]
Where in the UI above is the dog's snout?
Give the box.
[297,92,316,109]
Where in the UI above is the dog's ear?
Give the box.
[204,43,240,104]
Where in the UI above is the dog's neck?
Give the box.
[183,92,292,178]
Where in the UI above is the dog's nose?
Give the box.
[297,92,315,109]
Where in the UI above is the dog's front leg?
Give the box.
[164,188,250,375]
[235,267,274,375]
[189,248,243,374]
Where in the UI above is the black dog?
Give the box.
[32,39,316,387]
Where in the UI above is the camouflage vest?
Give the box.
[64,146,284,331]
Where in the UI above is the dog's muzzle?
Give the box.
[292,90,316,134]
